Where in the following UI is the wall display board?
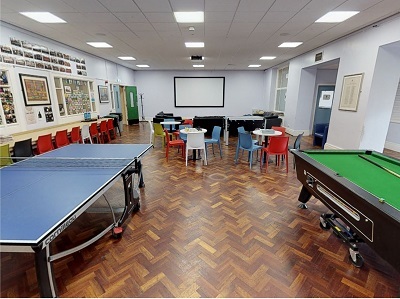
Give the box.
[174,77,225,107]
[0,70,17,125]
[339,73,363,111]
[54,77,95,116]
[1,37,87,76]
[19,74,51,106]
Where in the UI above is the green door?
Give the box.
[125,86,139,124]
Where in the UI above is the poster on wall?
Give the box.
[339,73,363,111]
[319,91,334,108]
[19,74,51,106]
[44,106,54,122]
[25,106,36,124]
[98,85,109,103]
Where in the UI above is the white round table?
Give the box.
[252,129,282,145]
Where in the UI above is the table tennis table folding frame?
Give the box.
[0,144,152,297]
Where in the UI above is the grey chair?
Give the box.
[288,132,304,168]
[235,132,263,169]
[12,138,34,162]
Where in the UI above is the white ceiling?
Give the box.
[1,0,400,71]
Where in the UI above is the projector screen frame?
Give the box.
[174,76,225,108]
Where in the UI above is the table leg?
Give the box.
[34,245,57,298]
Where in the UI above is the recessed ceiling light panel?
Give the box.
[185,42,204,48]
[193,64,204,68]
[136,64,150,68]
[248,65,261,68]
[174,12,204,23]
[316,11,359,23]
[278,42,303,48]
[118,56,136,60]
[260,56,276,60]
[87,42,113,48]
[20,12,66,23]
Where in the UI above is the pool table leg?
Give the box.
[298,186,312,209]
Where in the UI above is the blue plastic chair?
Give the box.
[235,132,263,169]
[205,126,222,158]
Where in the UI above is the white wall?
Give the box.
[133,70,266,119]
[0,22,135,135]
[274,15,400,152]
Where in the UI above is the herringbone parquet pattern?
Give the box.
[1,123,399,298]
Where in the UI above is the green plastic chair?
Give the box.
[153,123,166,148]
[0,144,13,167]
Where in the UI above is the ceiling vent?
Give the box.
[191,55,203,61]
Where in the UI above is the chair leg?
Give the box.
[218,142,222,158]
[286,152,289,173]
[185,147,189,166]
[203,147,207,165]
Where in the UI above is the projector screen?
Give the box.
[174,77,225,107]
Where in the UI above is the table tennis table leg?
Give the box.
[34,245,57,297]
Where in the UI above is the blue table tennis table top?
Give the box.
[0,143,151,247]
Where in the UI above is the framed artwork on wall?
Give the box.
[339,73,363,112]
[98,85,109,103]
[19,74,51,106]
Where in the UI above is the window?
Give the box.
[275,66,289,112]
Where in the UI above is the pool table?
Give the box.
[292,149,400,272]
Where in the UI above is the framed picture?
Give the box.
[98,85,109,103]
[19,74,51,106]
[339,73,363,112]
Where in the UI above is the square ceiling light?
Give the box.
[19,12,66,23]
[316,11,359,23]
[278,42,303,48]
[260,56,276,60]
[136,64,150,68]
[174,12,204,23]
[185,42,204,48]
[118,56,136,60]
[87,42,113,48]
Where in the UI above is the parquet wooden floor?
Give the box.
[1,123,399,298]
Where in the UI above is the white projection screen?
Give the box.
[174,77,225,107]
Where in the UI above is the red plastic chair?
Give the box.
[89,122,102,143]
[182,119,193,125]
[260,136,289,173]
[106,118,116,139]
[70,126,81,144]
[164,128,185,161]
[99,120,111,143]
[271,126,286,136]
[36,134,54,154]
[55,130,70,148]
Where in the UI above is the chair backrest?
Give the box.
[106,119,114,130]
[238,132,254,149]
[55,130,70,148]
[186,132,205,149]
[163,128,172,142]
[13,138,34,161]
[0,144,13,167]
[81,125,92,143]
[237,126,246,134]
[153,123,164,136]
[37,133,54,154]
[163,118,175,131]
[293,132,304,150]
[271,126,286,135]
[211,126,222,140]
[268,136,289,153]
[314,123,329,134]
[70,126,81,143]
[178,124,191,141]
[183,119,193,125]
[89,122,98,135]
[100,120,108,132]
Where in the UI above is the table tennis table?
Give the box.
[0,143,152,297]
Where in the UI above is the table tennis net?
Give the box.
[5,157,134,169]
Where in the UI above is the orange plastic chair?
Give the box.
[260,136,289,173]
[182,119,193,125]
[106,118,116,139]
[55,130,70,148]
[271,126,286,136]
[99,120,111,143]
[36,134,54,154]
[89,122,102,143]
[70,126,81,143]
[164,128,185,161]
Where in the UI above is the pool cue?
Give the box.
[358,154,400,179]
